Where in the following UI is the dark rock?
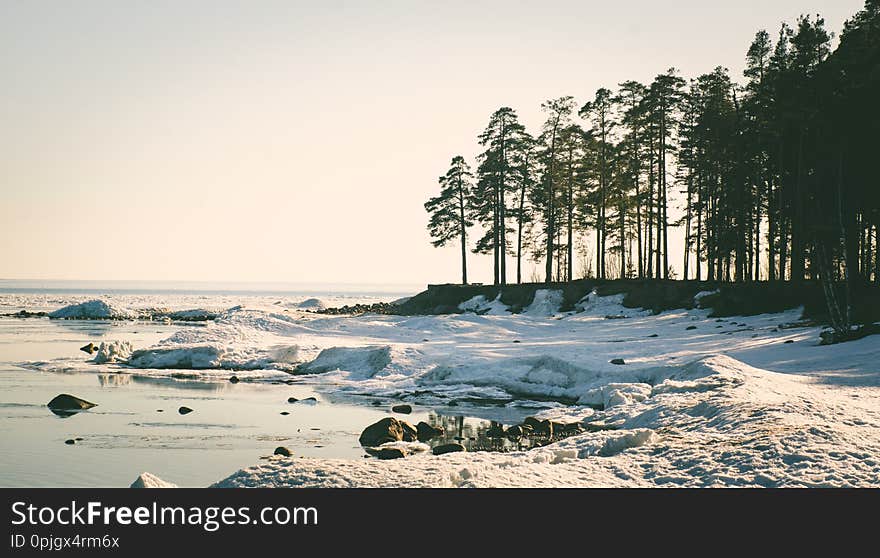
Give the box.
[784,340,794,344]
[512,340,521,343]
[376,448,406,460]
[416,421,444,442]
[301,397,317,403]
[391,404,412,414]
[75,437,84,441]
[80,343,98,355]
[156,409,163,412]
[64,439,76,445]
[505,425,527,439]
[686,325,698,330]
[610,358,626,365]
[648,334,659,338]
[178,406,194,415]
[485,423,506,438]
[359,417,417,447]
[280,411,290,416]
[229,376,240,384]
[432,443,466,455]
[273,446,292,457]
[47,394,97,413]
[287,397,298,403]
[523,417,554,436]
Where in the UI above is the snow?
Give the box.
[523,289,563,316]
[130,472,177,488]
[128,345,225,369]
[11,289,880,487]
[296,346,392,378]
[93,341,133,364]
[458,294,509,315]
[49,300,135,320]
[297,298,326,311]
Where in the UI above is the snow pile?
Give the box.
[458,294,509,315]
[49,300,135,320]
[166,309,217,321]
[93,341,133,364]
[574,290,652,318]
[130,472,177,488]
[297,298,326,311]
[128,345,225,369]
[523,290,563,316]
[296,346,392,378]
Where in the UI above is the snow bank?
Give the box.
[523,290,563,316]
[128,346,225,369]
[296,346,392,377]
[130,472,177,488]
[297,298,326,311]
[93,341,133,364]
[574,290,652,318]
[458,294,509,315]
[49,300,135,320]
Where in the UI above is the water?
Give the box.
[0,282,543,487]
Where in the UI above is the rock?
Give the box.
[512,340,521,343]
[130,472,177,488]
[610,358,626,365]
[485,424,506,438]
[416,421,444,442]
[648,334,659,338]
[784,340,794,344]
[229,376,240,384]
[376,448,406,460]
[80,343,98,355]
[273,446,292,457]
[432,443,466,455]
[391,404,412,414]
[75,437,84,441]
[505,425,527,439]
[301,397,317,403]
[288,397,298,403]
[280,411,290,416]
[47,394,97,414]
[686,325,698,330]
[64,439,76,445]
[358,417,417,447]
[523,417,554,436]
[178,406,194,415]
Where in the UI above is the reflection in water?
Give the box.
[97,374,133,387]
[424,413,570,453]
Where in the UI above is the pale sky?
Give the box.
[0,0,864,286]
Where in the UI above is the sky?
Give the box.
[0,0,866,287]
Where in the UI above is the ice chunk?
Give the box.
[128,346,224,369]
[523,289,563,316]
[49,300,135,320]
[296,346,391,377]
[93,341,133,364]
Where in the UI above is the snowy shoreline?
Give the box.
[8,290,880,488]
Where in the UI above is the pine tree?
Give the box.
[425,156,474,284]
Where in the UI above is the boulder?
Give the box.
[610,358,626,365]
[47,394,97,412]
[80,343,98,355]
[64,439,76,445]
[229,376,240,384]
[358,417,417,447]
[391,404,412,414]
[375,448,406,460]
[288,397,299,403]
[273,446,292,457]
[416,421,444,442]
[523,417,554,437]
[432,443,466,455]
[178,406,194,415]
[686,325,698,331]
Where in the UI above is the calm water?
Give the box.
[0,316,530,488]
